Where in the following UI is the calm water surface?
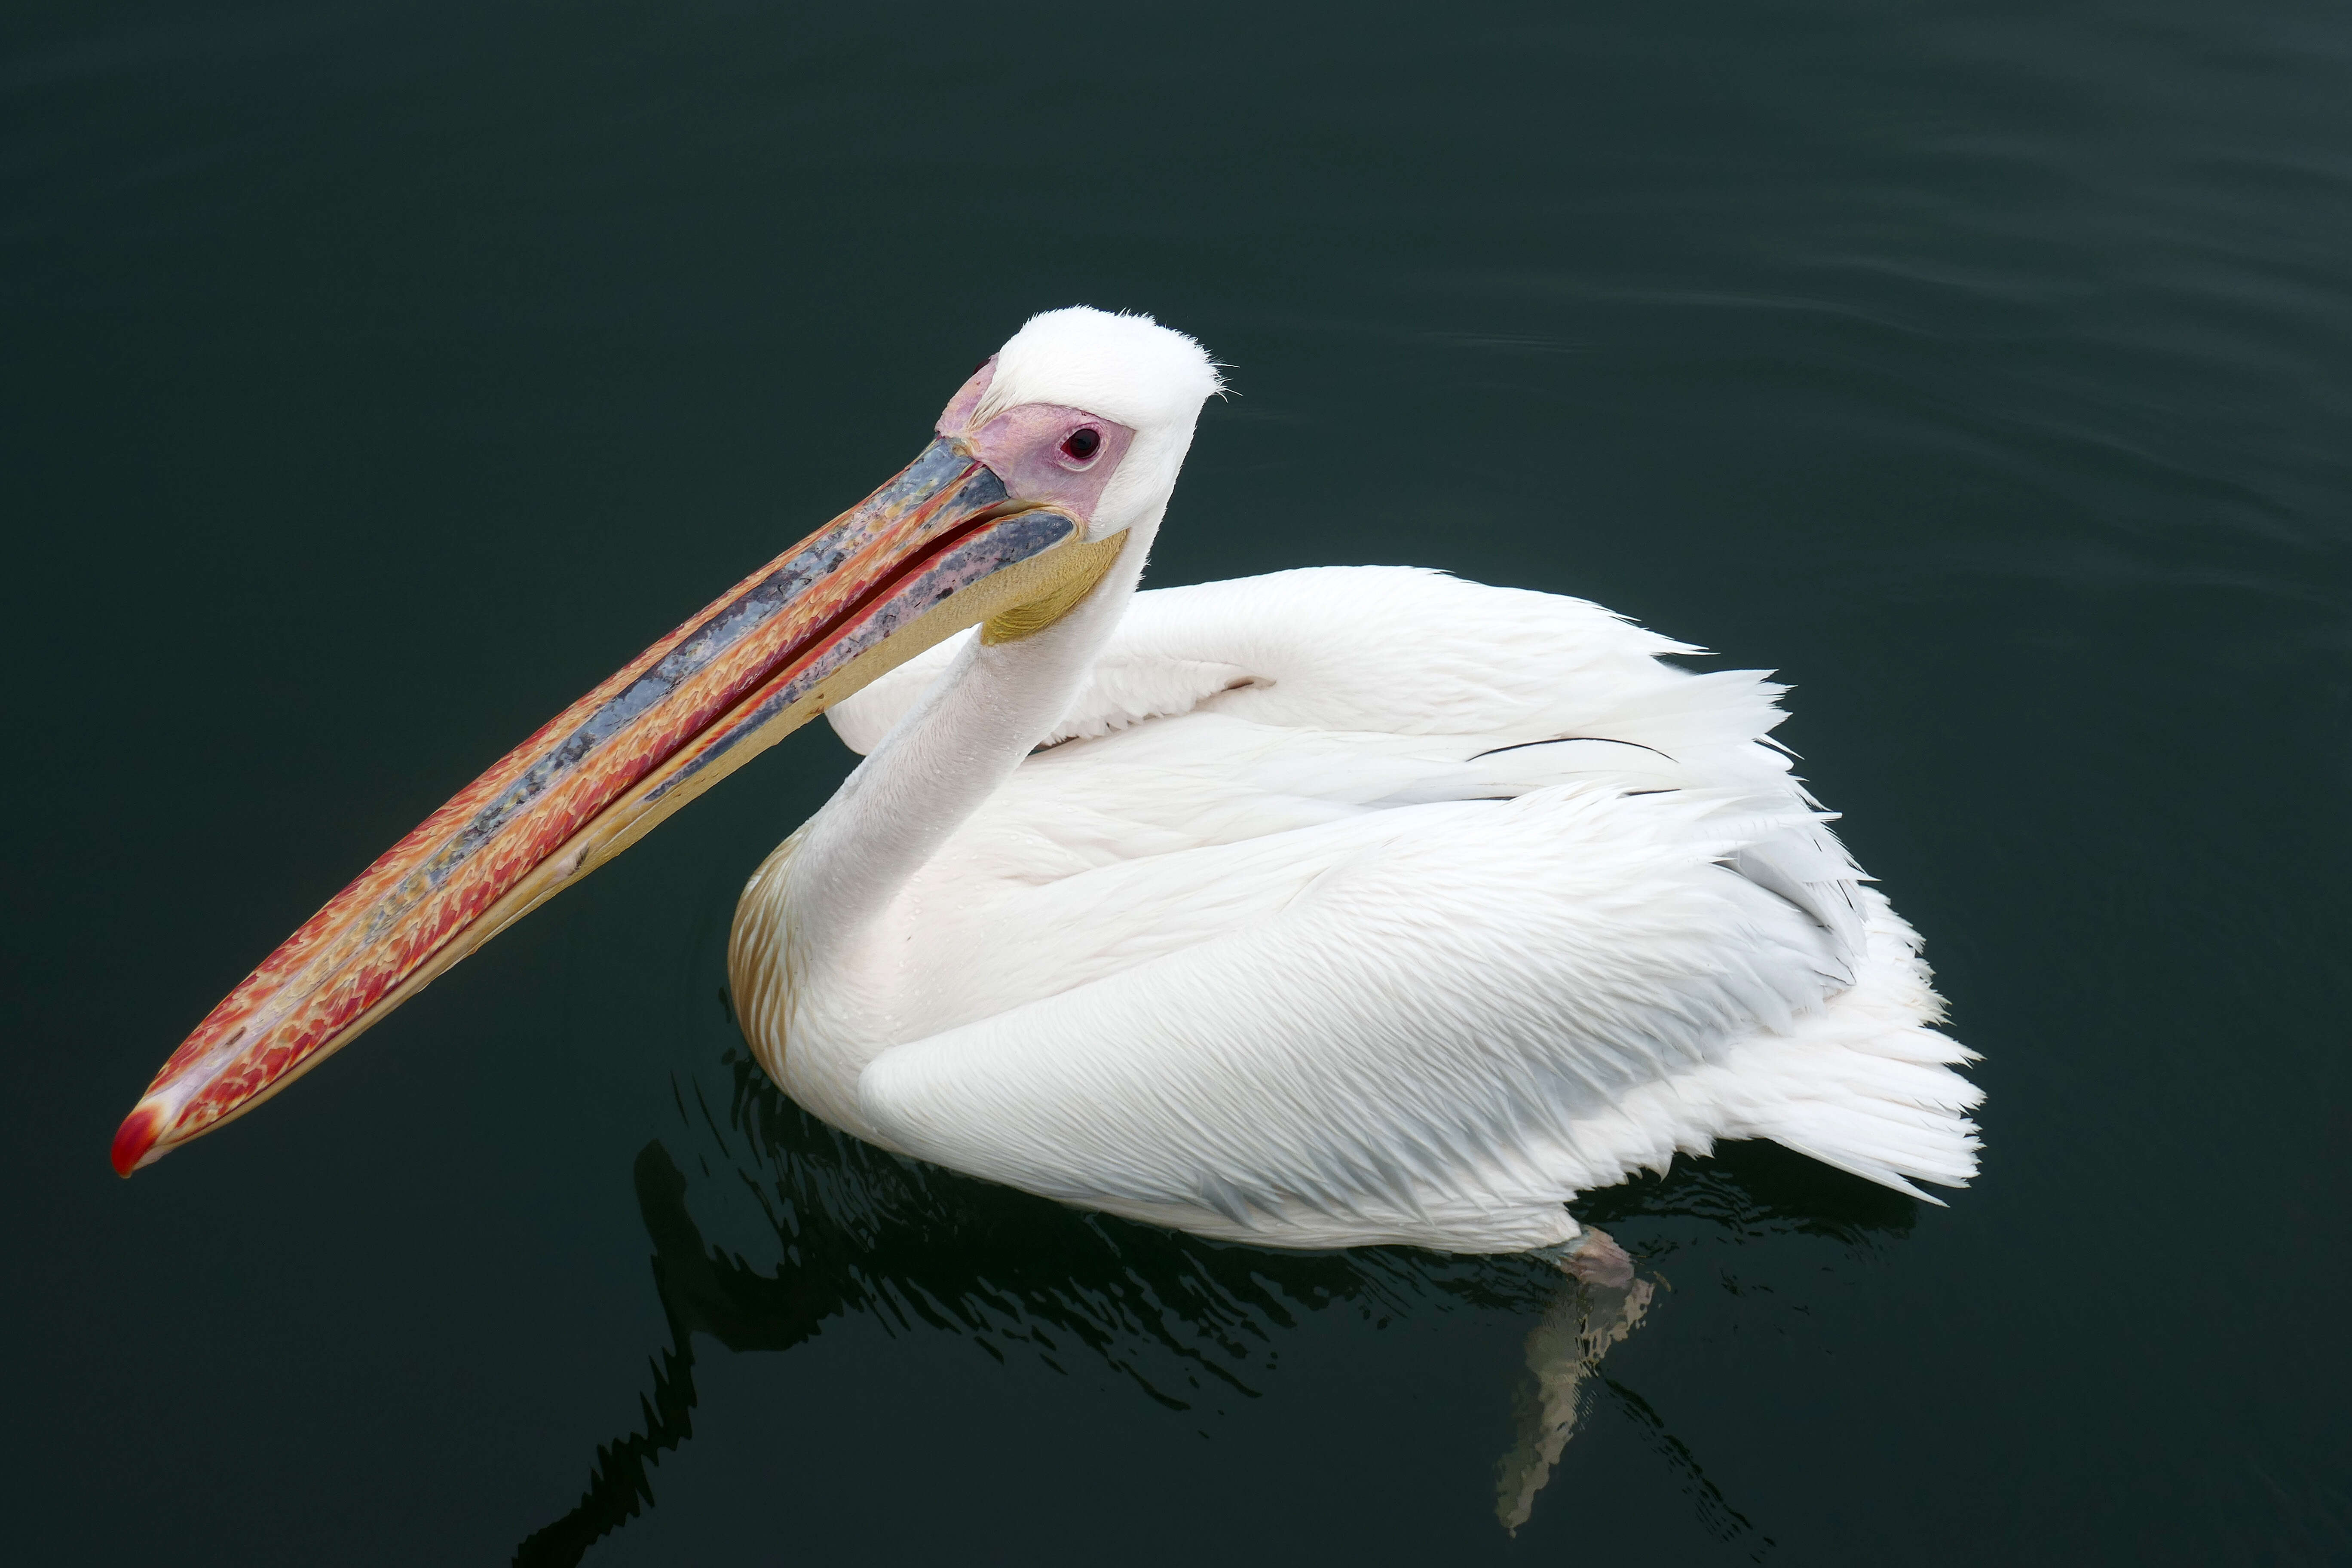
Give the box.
[5,2,2348,1562]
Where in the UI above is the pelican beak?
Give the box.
[113,428,1125,1175]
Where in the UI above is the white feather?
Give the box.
[752,564,1979,1254]
[732,310,1979,1258]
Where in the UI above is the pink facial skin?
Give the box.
[935,357,1138,529]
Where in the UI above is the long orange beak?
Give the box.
[113,435,1112,1174]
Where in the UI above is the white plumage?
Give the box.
[727,309,1980,1259]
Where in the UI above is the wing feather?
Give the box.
[859,784,1873,1251]
[775,566,1976,1253]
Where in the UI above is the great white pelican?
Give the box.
[113,307,1981,1281]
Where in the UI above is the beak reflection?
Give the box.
[514,1047,1890,1559]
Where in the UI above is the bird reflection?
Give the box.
[513,1041,1915,1567]
[1496,1270,1657,1533]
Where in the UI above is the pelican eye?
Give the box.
[1060,427,1102,465]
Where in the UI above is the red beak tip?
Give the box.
[111,1107,164,1179]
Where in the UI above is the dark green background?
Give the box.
[6,1,2347,1562]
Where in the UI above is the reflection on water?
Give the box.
[514,1038,1916,1566]
[1496,1270,1656,1533]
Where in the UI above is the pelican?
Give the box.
[114,307,1981,1280]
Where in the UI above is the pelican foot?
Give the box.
[1534,1226,1635,1289]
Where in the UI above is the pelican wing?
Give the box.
[798,568,1978,1253]
[856,776,1973,1254]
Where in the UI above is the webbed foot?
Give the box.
[1554,1225,1634,1289]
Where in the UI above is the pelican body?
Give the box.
[115,309,1980,1262]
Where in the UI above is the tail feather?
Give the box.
[1740,1030,1984,1200]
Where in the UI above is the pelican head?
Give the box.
[113,307,1223,1174]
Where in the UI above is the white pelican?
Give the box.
[115,307,1981,1279]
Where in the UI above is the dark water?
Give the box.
[6,1,2349,1562]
